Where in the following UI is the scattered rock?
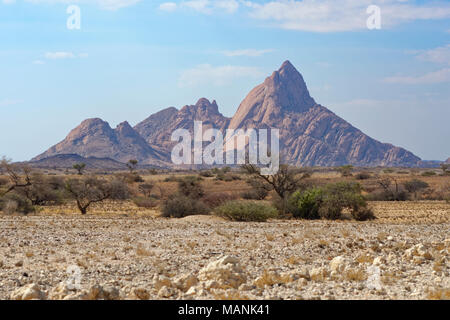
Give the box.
[10,284,46,300]
[310,267,328,282]
[330,256,346,272]
[198,256,246,289]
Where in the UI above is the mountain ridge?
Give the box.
[33,60,423,167]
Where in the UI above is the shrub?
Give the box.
[215,200,278,222]
[199,170,214,178]
[133,196,158,208]
[202,192,237,208]
[242,179,271,200]
[421,171,436,177]
[351,207,376,221]
[320,182,370,220]
[115,172,144,184]
[288,182,375,221]
[161,195,210,218]
[163,175,180,182]
[288,188,323,219]
[338,165,353,177]
[0,193,34,214]
[403,179,429,199]
[15,173,63,205]
[0,177,9,186]
[355,172,371,180]
[372,177,409,201]
[178,176,204,199]
[138,183,154,198]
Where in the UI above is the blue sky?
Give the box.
[1,0,449,161]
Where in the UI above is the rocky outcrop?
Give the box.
[33,118,167,165]
[134,98,230,152]
[228,61,421,167]
[33,61,422,167]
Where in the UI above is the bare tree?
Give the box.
[0,157,32,196]
[440,163,450,175]
[72,163,86,175]
[377,176,408,201]
[241,164,310,213]
[65,176,129,214]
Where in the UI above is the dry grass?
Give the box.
[254,270,295,288]
[136,243,152,257]
[426,288,450,300]
[344,269,367,282]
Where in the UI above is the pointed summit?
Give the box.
[229,61,316,129]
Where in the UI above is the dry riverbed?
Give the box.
[0,201,449,300]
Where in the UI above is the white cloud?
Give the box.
[160,0,239,14]
[179,64,263,87]
[384,68,450,84]
[2,0,16,4]
[0,99,23,107]
[45,51,75,59]
[244,0,450,32]
[183,0,212,14]
[214,0,238,13]
[157,0,450,32]
[416,44,450,65]
[222,49,273,57]
[23,0,141,11]
[159,2,177,12]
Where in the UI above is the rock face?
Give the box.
[134,98,230,152]
[446,158,450,164]
[33,118,167,165]
[33,61,421,167]
[228,60,421,167]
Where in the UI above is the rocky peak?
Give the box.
[229,60,316,129]
[115,121,136,136]
[180,98,220,116]
[66,118,113,141]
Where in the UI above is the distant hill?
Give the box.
[33,119,168,166]
[27,154,127,170]
[33,60,422,168]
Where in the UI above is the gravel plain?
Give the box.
[1,201,449,300]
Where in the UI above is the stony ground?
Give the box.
[1,201,449,300]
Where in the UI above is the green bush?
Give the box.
[161,195,210,218]
[288,188,323,219]
[288,182,375,221]
[421,171,436,177]
[215,200,278,222]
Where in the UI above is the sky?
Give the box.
[1,0,449,162]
